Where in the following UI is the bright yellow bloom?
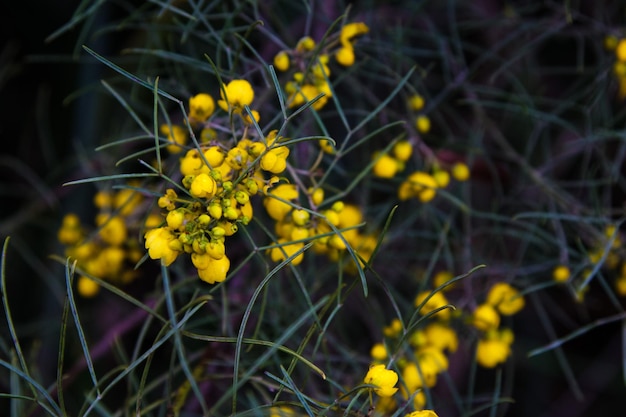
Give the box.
[197,255,230,284]
[617,39,626,61]
[364,364,398,397]
[77,276,100,297]
[473,303,500,331]
[339,22,369,46]
[393,140,413,162]
[261,146,290,174]
[273,50,290,71]
[415,115,431,133]
[269,239,304,266]
[451,162,470,181]
[335,46,355,66]
[552,265,570,283]
[408,94,425,111]
[144,227,179,266]
[370,343,387,361]
[189,173,217,199]
[160,124,188,154]
[476,329,514,368]
[486,282,525,315]
[58,214,83,245]
[264,184,298,221]
[296,36,315,52]
[218,79,254,112]
[319,139,335,154]
[423,322,458,352]
[189,93,215,122]
[399,171,438,202]
[414,290,451,320]
[373,153,399,178]
[383,318,403,338]
[96,214,127,246]
[432,169,450,188]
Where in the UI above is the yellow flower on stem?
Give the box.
[364,364,398,397]
[189,93,215,122]
[273,50,290,71]
[473,303,501,332]
[196,255,230,284]
[373,153,399,178]
[552,265,570,283]
[144,227,180,266]
[160,124,188,154]
[476,328,514,368]
[486,282,525,315]
[414,290,451,320]
[218,79,254,113]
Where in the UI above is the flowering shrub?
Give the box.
[3,2,626,417]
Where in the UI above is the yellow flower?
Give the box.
[476,329,513,368]
[423,322,458,352]
[189,93,215,122]
[370,343,388,361]
[408,94,425,111]
[335,46,355,66]
[433,270,455,290]
[486,282,525,315]
[260,146,290,174]
[296,36,315,52]
[406,410,439,417]
[273,50,290,71]
[364,364,398,397]
[415,115,431,133]
[160,124,188,154]
[451,162,470,181]
[58,214,83,245]
[77,276,100,298]
[339,22,369,46]
[432,169,450,188]
[414,290,451,320]
[189,173,217,199]
[393,140,413,162]
[144,227,180,266]
[383,318,403,338]
[399,171,438,202]
[264,184,299,221]
[552,265,570,283]
[218,79,254,112]
[96,214,127,246]
[617,39,626,61]
[473,303,500,331]
[269,239,304,266]
[197,255,230,284]
[373,153,399,178]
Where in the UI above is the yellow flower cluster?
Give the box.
[367,273,526,413]
[585,224,626,297]
[372,140,413,179]
[408,94,430,134]
[273,22,369,114]
[264,186,377,270]
[58,188,152,297]
[368,278,459,414]
[473,282,525,368]
[146,124,293,284]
